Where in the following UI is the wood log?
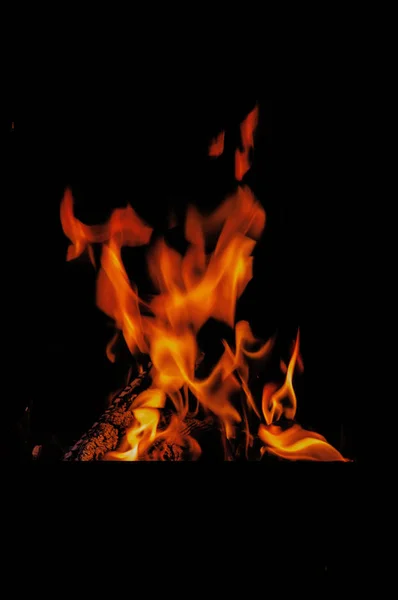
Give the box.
[144,415,218,461]
[62,358,219,461]
[63,365,153,461]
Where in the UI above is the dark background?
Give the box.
[4,53,360,462]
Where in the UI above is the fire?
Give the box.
[208,131,225,157]
[235,104,259,181]
[60,103,349,462]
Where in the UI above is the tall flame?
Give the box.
[60,103,348,462]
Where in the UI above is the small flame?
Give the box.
[61,103,349,462]
[208,131,225,157]
[235,104,259,181]
[262,330,300,425]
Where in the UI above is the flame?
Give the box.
[259,331,348,461]
[107,389,166,461]
[235,104,259,181]
[60,190,153,266]
[60,189,153,355]
[97,239,149,355]
[61,103,349,462]
[208,131,225,157]
[258,424,349,462]
[147,185,264,333]
[262,330,301,425]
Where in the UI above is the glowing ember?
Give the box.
[60,104,348,462]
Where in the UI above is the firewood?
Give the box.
[63,365,153,461]
[62,354,218,461]
[145,415,217,461]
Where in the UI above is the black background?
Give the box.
[4,48,361,463]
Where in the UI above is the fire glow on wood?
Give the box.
[60,105,349,462]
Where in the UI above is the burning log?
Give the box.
[63,366,152,461]
[63,359,217,461]
[144,415,218,461]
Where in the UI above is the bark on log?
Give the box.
[63,365,153,461]
[63,359,217,461]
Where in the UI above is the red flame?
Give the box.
[208,131,225,157]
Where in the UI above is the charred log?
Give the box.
[62,359,223,461]
[145,415,221,461]
[63,366,153,461]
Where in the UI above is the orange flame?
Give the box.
[258,331,348,461]
[107,389,166,461]
[259,424,349,462]
[60,189,153,355]
[60,189,153,266]
[235,104,259,181]
[61,103,349,462]
[97,239,149,355]
[262,330,301,425]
